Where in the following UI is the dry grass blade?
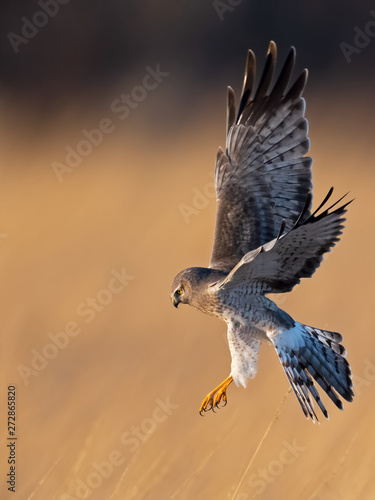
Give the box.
[109,450,141,500]
[169,429,235,500]
[127,450,167,499]
[231,387,291,500]
[306,431,359,500]
[27,457,62,500]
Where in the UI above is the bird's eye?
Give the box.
[176,289,183,295]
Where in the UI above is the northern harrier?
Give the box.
[170,42,353,421]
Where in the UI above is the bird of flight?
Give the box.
[170,42,353,422]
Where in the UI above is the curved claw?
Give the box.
[198,376,233,415]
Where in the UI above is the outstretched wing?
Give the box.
[218,189,351,293]
[210,41,312,272]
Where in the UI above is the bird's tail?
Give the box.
[269,322,354,422]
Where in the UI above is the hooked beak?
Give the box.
[172,297,179,308]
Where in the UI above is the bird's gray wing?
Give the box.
[210,41,312,272]
[218,189,351,293]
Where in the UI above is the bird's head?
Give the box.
[170,267,226,309]
[170,269,194,308]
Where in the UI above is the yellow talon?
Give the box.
[199,376,233,415]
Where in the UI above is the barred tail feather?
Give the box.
[270,323,354,422]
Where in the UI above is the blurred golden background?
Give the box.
[0,1,375,499]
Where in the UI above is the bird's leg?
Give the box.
[199,375,233,415]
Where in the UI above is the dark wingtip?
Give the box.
[253,41,277,101]
[292,191,312,229]
[237,50,256,123]
[268,40,277,55]
[311,189,354,222]
[311,187,334,217]
[226,86,236,136]
[277,219,286,239]
[285,68,308,101]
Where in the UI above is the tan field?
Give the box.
[0,86,374,500]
